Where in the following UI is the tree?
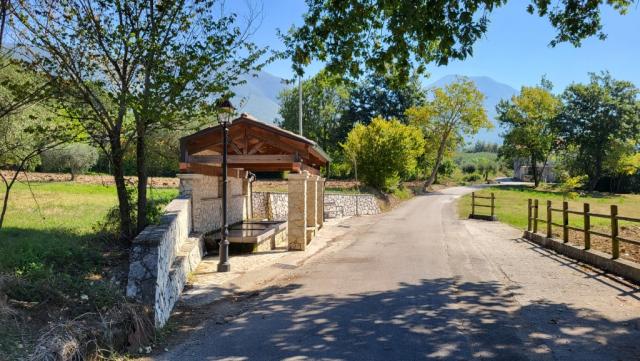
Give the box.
[477,158,498,182]
[277,70,351,156]
[41,143,98,180]
[0,62,75,229]
[497,85,561,187]
[557,72,640,190]
[15,0,270,237]
[346,71,426,125]
[130,0,269,233]
[341,117,424,190]
[407,78,490,190]
[282,0,632,80]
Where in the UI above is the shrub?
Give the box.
[342,117,425,190]
[463,173,481,182]
[41,143,99,180]
[462,163,476,174]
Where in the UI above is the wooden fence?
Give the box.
[527,199,640,259]
[470,192,496,221]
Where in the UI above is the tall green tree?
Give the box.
[283,0,632,80]
[276,70,350,155]
[497,85,561,187]
[342,117,425,190]
[407,78,490,189]
[15,0,270,237]
[346,72,426,125]
[557,72,640,190]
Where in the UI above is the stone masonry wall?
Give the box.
[252,192,380,220]
[324,194,380,216]
[126,196,204,327]
[251,192,288,221]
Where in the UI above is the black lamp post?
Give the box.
[216,99,235,272]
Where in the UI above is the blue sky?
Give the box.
[236,0,639,91]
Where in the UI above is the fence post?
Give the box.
[584,203,590,250]
[611,205,619,259]
[546,200,552,238]
[533,199,539,233]
[471,192,476,217]
[490,193,495,218]
[527,199,532,232]
[562,201,569,243]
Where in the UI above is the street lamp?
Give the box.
[216,98,235,272]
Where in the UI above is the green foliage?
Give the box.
[277,70,351,155]
[462,163,477,174]
[283,0,630,81]
[346,71,426,125]
[342,117,425,190]
[497,84,561,187]
[41,143,98,179]
[464,141,500,153]
[407,77,491,187]
[437,159,457,178]
[463,173,482,182]
[557,72,640,190]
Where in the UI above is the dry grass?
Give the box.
[30,302,153,361]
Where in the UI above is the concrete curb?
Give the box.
[523,230,640,284]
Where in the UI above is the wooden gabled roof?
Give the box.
[179,113,330,177]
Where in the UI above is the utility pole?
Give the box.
[298,75,303,135]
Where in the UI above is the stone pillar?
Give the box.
[316,177,325,228]
[306,175,319,241]
[287,171,309,251]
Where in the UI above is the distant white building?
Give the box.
[513,158,557,183]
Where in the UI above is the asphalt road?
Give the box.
[158,187,640,361]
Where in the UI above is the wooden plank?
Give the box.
[611,205,619,259]
[179,162,246,178]
[584,203,591,250]
[588,230,611,238]
[189,154,296,164]
[617,236,640,246]
[546,200,552,237]
[616,215,640,223]
[589,212,611,219]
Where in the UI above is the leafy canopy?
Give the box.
[497,85,561,186]
[557,72,640,189]
[342,117,425,190]
[283,0,633,81]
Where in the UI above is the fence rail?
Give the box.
[527,199,640,259]
[470,192,496,221]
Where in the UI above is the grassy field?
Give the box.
[0,181,177,357]
[457,185,640,262]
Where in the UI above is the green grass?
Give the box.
[0,182,177,277]
[457,185,640,231]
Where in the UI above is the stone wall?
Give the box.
[126,197,204,327]
[252,192,288,221]
[252,191,380,220]
[127,174,251,328]
[324,194,380,217]
[179,174,248,233]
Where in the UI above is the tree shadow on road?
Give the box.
[165,277,640,360]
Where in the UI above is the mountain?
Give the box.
[231,71,286,124]
[231,71,518,143]
[427,75,518,144]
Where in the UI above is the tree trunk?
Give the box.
[530,154,540,187]
[424,131,450,190]
[111,140,133,240]
[587,156,603,191]
[0,182,11,229]
[136,121,148,233]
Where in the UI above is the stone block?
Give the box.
[287,172,309,251]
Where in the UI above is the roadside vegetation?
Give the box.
[457,186,640,263]
[0,0,636,359]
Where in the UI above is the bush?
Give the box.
[462,163,476,174]
[463,173,481,182]
[342,117,425,190]
[41,143,99,180]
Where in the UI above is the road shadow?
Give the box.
[163,277,640,360]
